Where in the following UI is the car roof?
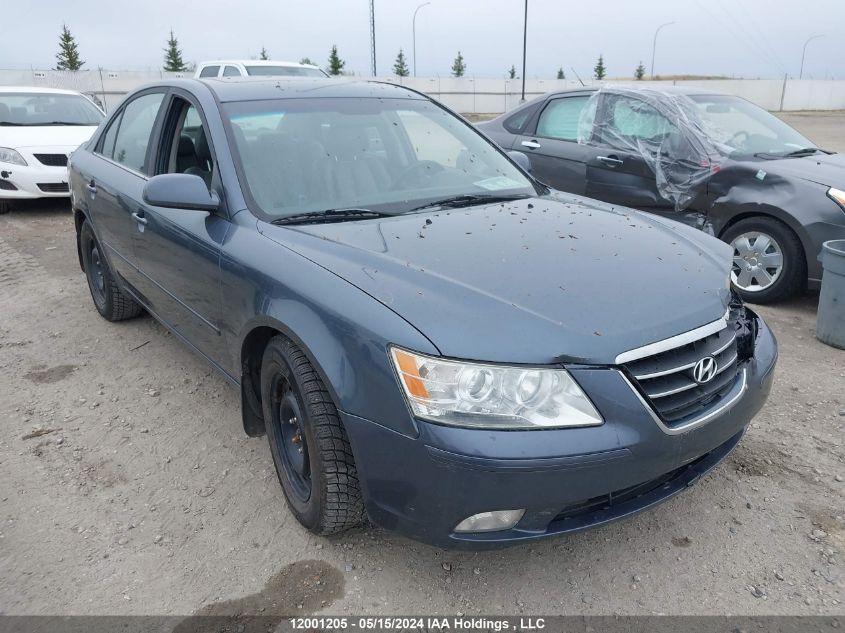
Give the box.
[190,77,425,103]
[199,59,322,69]
[0,86,86,96]
[545,85,723,98]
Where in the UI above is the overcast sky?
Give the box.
[3,0,843,79]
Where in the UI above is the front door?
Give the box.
[129,94,230,366]
[584,92,678,213]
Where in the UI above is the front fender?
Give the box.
[221,218,437,439]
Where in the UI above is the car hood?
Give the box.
[265,193,732,365]
[0,125,98,149]
[753,151,845,188]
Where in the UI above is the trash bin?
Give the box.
[816,239,845,349]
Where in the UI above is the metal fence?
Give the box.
[2,68,845,114]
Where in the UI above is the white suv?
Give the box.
[0,87,103,214]
[195,60,329,79]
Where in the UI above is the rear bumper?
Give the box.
[342,314,777,549]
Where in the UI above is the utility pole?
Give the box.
[650,21,675,78]
[369,0,377,76]
[520,0,528,102]
[412,2,430,77]
[799,34,823,79]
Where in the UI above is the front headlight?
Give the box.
[0,147,27,166]
[389,347,603,429]
[828,187,845,211]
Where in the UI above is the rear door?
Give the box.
[129,92,230,364]
[584,92,675,211]
[87,90,167,289]
[514,93,593,194]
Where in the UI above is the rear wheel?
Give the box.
[0,200,10,215]
[261,335,364,535]
[80,220,143,321]
[722,216,805,303]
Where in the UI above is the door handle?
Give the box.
[521,139,542,150]
[86,180,97,194]
[131,211,148,225]
[597,155,624,167]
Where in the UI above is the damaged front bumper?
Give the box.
[342,309,777,548]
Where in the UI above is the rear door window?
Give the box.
[198,65,220,78]
[536,96,590,141]
[222,65,241,77]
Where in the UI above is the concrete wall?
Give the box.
[2,68,845,114]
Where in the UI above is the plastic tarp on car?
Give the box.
[577,87,731,211]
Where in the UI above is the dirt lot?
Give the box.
[0,113,843,618]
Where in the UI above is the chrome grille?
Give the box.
[623,321,741,426]
[34,153,68,167]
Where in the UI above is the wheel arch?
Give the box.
[713,204,811,278]
[238,315,348,438]
[73,207,88,271]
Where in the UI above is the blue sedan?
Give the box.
[68,78,777,547]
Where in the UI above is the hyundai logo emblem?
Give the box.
[693,356,718,384]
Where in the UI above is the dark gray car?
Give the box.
[478,87,845,303]
[68,78,777,548]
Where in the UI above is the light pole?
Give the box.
[799,34,823,79]
[520,0,528,102]
[650,21,675,79]
[412,2,430,77]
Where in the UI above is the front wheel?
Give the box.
[722,216,805,303]
[261,335,364,535]
[0,200,10,215]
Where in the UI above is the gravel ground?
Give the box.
[0,114,843,618]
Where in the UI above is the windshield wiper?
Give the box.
[409,193,531,213]
[270,208,391,226]
[0,121,24,126]
[754,147,820,159]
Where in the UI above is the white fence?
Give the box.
[2,68,845,114]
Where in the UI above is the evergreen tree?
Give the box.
[508,65,517,79]
[259,47,269,60]
[451,51,466,77]
[300,57,315,66]
[393,49,409,77]
[594,54,606,80]
[327,45,345,76]
[634,61,645,80]
[163,30,187,72]
[55,24,84,71]
[556,67,565,80]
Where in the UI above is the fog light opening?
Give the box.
[453,509,525,533]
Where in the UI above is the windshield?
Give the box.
[0,92,103,126]
[245,65,327,78]
[688,94,815,157]
[224,97,537,219]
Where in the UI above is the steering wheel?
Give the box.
[394,160,445,189]
[728,130,749,147]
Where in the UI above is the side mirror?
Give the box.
[142,173,219,212]
[507,150,532,173]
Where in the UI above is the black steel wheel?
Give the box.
[79,220,143,321]
[260,335,364,535]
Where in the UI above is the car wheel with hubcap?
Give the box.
[80,220,144,321]
[722,216,805,303]
[260,335,364,535]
